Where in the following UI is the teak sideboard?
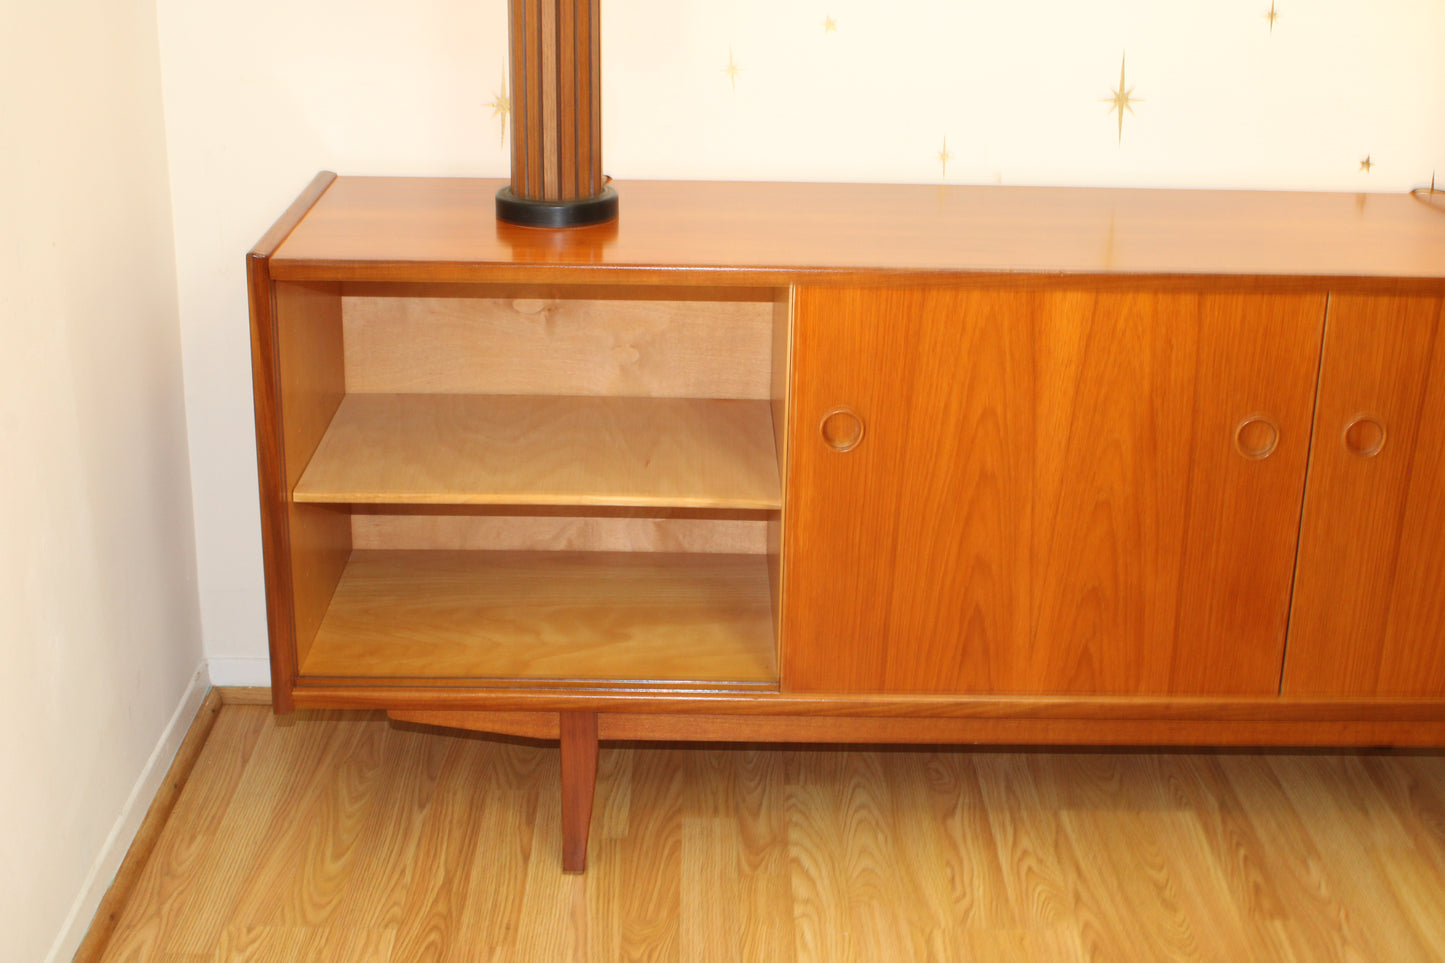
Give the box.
[250,173,1445,870]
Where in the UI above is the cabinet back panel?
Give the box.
[352,514,768,554]
[342,296,774,398]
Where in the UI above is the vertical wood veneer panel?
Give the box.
[275,281,351,672]
[508,0,603,203]
[769,289,794,673]
[783,285,1323,696]
[1285,294,1445,696]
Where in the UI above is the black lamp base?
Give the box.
[495,186,618,228]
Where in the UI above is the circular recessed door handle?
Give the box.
[1343,416,1386,458]
[1234,416,1280,460]
[820,407,865,452]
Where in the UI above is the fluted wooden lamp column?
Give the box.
[496,0,618,227]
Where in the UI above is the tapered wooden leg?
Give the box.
[559,711,599,873]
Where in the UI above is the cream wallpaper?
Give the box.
[593,0,1439,191]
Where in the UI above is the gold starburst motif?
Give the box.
[1360,156,1375,173]
[822,15,837,34]
[1101,55,1142,144]
[723,49,741,91]
[938,138,954,181]
[487,74,511,146]
[1264,2,1280,33]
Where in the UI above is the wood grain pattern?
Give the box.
[247,174,339,710]
[375,706,1445,749]
[508,0,602,202]
[539,0,558,199]
[274,281,352,670]
[784,286,1323,696]
[351,514,767,554]
[300,550,777,687]
[276,282,347,488]
[556,0,576,199]
[72,690,223,963]
[584,0,600,202]
[250,172,337,258]
[770,291,793,482]
[560,712,599,872]
[389,708,562,739]
[341,294,775,398]
[516,0,540,197]
[283,683,1445,722]
[1285,293,1445,696]
[288,679,1445,714]
[98,702,275,957]
[768,290,793,670]
[213,687,274,706]
[293,394,782,509]
[270,177,1445,286]
[1418,188,1445,216]
[97,706,1445,962]
[591,712,1445,747]
[251,175,1445,756]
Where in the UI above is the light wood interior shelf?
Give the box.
[293,393,782,509]
[299,549,777,688]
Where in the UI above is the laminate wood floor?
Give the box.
[99,706,1445,962]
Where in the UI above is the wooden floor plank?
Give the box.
[97,709,1445,963]
[101,706,269,960]
[326,723,451,936]
[1363,755,1445,933]
[972,752,1089,933]
[604,748,686,962]
[785,750,929,962]
[725,749,795,963]
[1218,754,1383,962]
[207,925,394,963]
[1267,754,1437,962]
[383,736,487,962]
[227,714,390,930]
[915,753,1016,934]
[510,785,583,962]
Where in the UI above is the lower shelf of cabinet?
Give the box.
[297,549,778,689]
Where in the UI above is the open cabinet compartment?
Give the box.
[268,280,791,692]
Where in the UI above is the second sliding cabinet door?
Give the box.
[782,285,1324,696]
[1284,293,1445,697]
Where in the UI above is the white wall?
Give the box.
[155,0,509,684]
[152,0,1445,682]
[0,0,206,960]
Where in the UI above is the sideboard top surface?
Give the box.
[267,175,1445,286]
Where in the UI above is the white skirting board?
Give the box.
[206,656,273,687]
[46,663,211,963]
